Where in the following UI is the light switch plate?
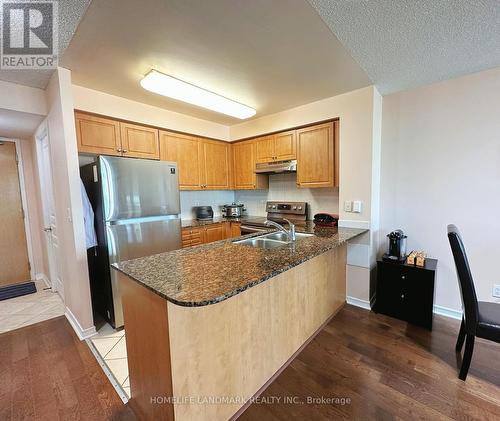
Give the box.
[493,285,500,298]
[352,201,363,213]
[344,201,352,212]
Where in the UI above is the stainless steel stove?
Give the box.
[240,201,307,234]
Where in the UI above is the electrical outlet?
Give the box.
[493,285,500,298]
[344,200,352,212]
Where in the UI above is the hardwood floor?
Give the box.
[0,316,136,421]
[239,305,500,420]
[3,306,500,420]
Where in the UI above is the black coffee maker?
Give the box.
[382,230,407,263]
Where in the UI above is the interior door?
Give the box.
[37,130,64,298]
[0,141,30,286]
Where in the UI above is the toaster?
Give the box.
[194,206,214,221]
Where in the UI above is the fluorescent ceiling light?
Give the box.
[140,70,256,119]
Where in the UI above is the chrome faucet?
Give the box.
[265,218,296,242]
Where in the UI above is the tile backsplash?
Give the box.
[235,173,339,218]
[180,190,235,219]
[180,174,339,220]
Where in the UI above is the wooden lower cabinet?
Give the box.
[224,221,241,239]
[181,227,203,248]
[182,222,241,248]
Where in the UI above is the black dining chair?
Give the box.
[447,224,500,380]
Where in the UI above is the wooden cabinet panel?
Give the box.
[75,112,121,156]
[232,141,268,190]
[274,130,296,160]
[120,123,159,160]
[230,222,241,238]
[296,122,334,188]
[255,136,274,163]
[204,224,224,243]
[233,141,255,188]
[182,224,223,248]
[160,131,204,190]
[202,141,231,189]
[181,227,203,248]
[223,222,241,239]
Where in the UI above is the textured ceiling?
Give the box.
[0,0,91,89]
[308,0,500,94]
[61,0,371,124]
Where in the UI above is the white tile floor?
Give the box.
[90,323,130,397]
[0,280,65,334]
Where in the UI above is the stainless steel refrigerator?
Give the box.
[81,156,181,328]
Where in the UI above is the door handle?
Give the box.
[43,227,52,232]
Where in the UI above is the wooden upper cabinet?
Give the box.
[120,123,159,160]
[273,130,296,161]
[232,140,268,190]
[255,136,275,163]
[255,132,296,162]
[296,122,335,188]
[202,140,231,190]
[75,112,121,156]
[159,131,203,190]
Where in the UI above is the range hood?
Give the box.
[255,160,297,174]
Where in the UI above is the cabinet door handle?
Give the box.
[116,147,122,152]
[122,149,128,153]
[401,275,406,280]
[400,294,405,299]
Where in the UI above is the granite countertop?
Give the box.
[113,224,367,307]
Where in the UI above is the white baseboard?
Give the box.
[35,273,51,288]
[433,304,462,320]
[65,307,97,340]
[346,296,371,310]
[347,296,463,322]
[338,220,371,229]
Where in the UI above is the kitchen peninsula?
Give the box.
[113,226,366,420]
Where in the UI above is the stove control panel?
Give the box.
[266,201,307,216]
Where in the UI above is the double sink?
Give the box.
[234,231,313,249]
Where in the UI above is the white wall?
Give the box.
[72,85,230,141]
[0,80,46,116]
[380,66,500,313]
[235,174,339,218]
[44,68,95,338]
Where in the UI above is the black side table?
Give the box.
[374,258,437,330]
